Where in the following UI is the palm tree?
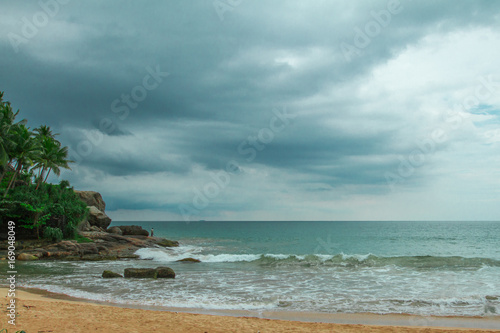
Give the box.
[44,143,73,182]
[34,125,60,143]
[3,124,41,197]
[32,126,72,189]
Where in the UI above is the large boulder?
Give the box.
[156,267,175,278]
[102,270,123,278]
[74,190,106,212]
[107,226,123,235]
[117,225,149,236]
[124,268,157,278]
[88,206,112,229]
[78,220,92,232]
[156,238,179,247]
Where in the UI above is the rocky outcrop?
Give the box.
[156,238,179,247]
[156,267,175,278]
[124,268,157,278]
[3,233,179,261]
[177,258,201,263]
[116,225,149,236]
[78,220,92,232]
[107,226,123,235]
[75,190,112,230]
[102,270,123,278]
[75,191,106,211]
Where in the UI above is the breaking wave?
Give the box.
[136,248,500,269]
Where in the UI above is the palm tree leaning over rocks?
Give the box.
[1,92,73,198]
[3,124,41,197]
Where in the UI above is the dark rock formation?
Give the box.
[155,266,175,278]
[107,226,123,235]
[102,270,123,278]
[116,225,149,236]
[124,268,157,278]
[177,258,201,263]
[123,267,175,279]
[3,232,179,261]
[156,238,179,247]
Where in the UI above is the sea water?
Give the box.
[9,221,500,317]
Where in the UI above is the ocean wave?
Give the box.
[135,248,500,269]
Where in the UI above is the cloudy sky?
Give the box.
[1,1,500,221]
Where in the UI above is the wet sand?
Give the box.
[2,287,499,332]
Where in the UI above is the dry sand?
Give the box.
[1,288,499,333]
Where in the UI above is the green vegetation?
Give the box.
[0,91,88,240]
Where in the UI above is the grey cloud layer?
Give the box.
[1,0,500,219]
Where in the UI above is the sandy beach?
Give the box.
[2,288,499,333]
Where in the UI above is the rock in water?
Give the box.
[107,226,123,235]
[156,267,175,278]
[156,238,179,247]
[177,258,201,263]
[124,268,157,278]
[102,270,123,278]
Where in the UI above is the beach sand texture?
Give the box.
[2,288,499,333]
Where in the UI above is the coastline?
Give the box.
[3,287,499,332]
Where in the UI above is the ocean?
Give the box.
[11,221,500,318]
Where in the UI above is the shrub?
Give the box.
[43,226,63,242]
[63,223,77,238]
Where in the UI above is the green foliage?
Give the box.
[1,181,88,239]
[63,223,77,239]
[59,179,71,189]
[43,226,63,242]
[74,234,93,243]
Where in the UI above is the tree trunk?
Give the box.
[0,166,5,184]
[44,168,52,183]
[0,159,13,184]
[4,163,22,198]
[36,167,46,190]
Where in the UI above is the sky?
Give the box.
[1,0,500,222]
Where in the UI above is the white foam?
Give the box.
[135,248,261,263]
[340,253,373,261]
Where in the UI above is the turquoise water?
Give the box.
[12,221,500,317]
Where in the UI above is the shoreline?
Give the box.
[3,287,500,331]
